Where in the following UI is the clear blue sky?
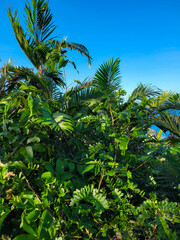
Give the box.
[0,0,180,94]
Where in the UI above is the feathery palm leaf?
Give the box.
[8,0,92,80]
[38,107,74,134]
[5,65,64,99]
[66,78,93,94]
[7,8,39,68]
[93,58,121,92]
[61,41,92,67]
[158,93,180,112]
[25,0,56,43]
[150,91,175,108]
[48,39,92,68]
[128,83,161,101]
[148,91,180,112]
[150,112,180,138]
[66,87,102,111]
[63,78,103,113]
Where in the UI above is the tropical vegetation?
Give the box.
[0,0,180,239]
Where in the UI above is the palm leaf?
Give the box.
[150,112,180,138]
[38,107,74,134]
[158,93,180,112]
[25,0,56,42]
[49,39,92,68]
[64,79,102,112]
[93,58,121,93]
[61,41,92,67]
[7,8,39,68]
[128,83,161,101]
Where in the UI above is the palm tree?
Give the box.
[7,0,92,90]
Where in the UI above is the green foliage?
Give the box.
[0,0,180,239]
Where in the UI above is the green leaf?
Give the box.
[9,161,26,169]
[20,109,30,122]
[82,164,95,174]
[61,172,73,180]
[33,143,46,152]
[20,146,33,162]
[56,159,64,175]
[27,137,40,144]
[21,219,37,236]
[38,210,53,239]
[38,108,74,134]
[45,163,54,175]
[28,94,34,116]
[14,234,38,240]
[68,162,75,172]
[53,112,74,133]
[119,136,130,152]
[41,172,52,180]
[26,208,40,222]
[0,208,11,226]
[25,146,33,162]
[157,129,163,140]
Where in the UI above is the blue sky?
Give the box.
[0,0,180,94]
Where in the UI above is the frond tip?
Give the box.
[129,83,161,101]
[93,58,121,92]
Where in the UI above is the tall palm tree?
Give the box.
[7,0,92,89]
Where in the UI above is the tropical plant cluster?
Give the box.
[0,0,180,239]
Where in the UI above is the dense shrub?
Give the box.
[0,0,180,239]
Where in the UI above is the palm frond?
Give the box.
[150,112,180,138]
[128,83,161,101]
[7,8,41,68]
[157,93,180,112]
[51,85,63,102]
[25,0,56,42]
[43,68,65,87]
[65,87,102,112]
[5,65,64,99]
[38,107,74,134]
[93,58,121,93]
[150,91,175,108]
[61,41,92,67]
[155,149,180,200]
[67,78,93,93]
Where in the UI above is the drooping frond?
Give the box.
[157,93,180,112]
[7,8,39,68]
[150,91,175,108]
[5,65,64,100]
[42,68,65,87]
[150,112,180,138]
[49,39,92,68]
[5,65,41,90]
[61,41,92,67]
[128,83,161,101]
[93,58,121,93]
[72,78,93,91]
